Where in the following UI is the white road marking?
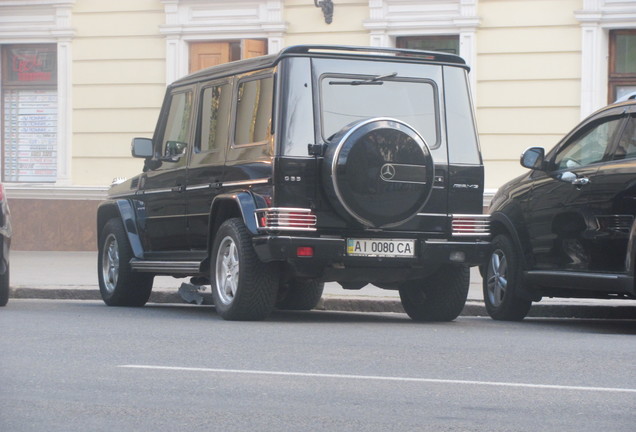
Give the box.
[119,365,636,394]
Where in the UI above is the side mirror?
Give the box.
[520,147,545,170]
[131,137,154,158]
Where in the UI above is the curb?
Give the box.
[9,287,636,319]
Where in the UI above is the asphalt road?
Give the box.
[1,300,635,432]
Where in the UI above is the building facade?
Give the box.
[1,0,635,250]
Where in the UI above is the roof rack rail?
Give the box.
[279,44,466,66]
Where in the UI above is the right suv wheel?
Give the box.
[483,234,532,321]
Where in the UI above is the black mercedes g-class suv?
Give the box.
[97,45,490,321]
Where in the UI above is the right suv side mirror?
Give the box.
[520,147,545,170]
[131,137,154,158]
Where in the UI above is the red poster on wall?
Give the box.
[5,45,57,85]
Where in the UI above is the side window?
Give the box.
[199,82,232,157]
[234,75,274,146]
[160,90,193,164]
[553,116,623,170]
[614,115,636,160]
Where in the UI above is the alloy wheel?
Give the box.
[102,233,119,294]
[215,235,239,306]
[486,249,507,307]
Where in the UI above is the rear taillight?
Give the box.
[255,208,317,232]
[451,214,490,237]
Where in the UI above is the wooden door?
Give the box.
[189,40,267,73]
[189,42,230,73]
[243,39,267,59]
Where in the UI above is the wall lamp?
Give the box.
[314,0,334,24]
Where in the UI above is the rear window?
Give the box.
[320,75,439,148]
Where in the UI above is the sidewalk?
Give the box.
[8,251,636,319]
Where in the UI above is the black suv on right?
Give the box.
[485,97,636,320]
[97,45,490,321]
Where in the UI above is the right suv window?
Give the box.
[553,116,623,170]
[614,114,636,160]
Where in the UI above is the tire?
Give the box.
[276,279,324,311]
[0,265,9,307]
[212,218,279,321]
[98,218,153,307]
[483,234,532,321]
[399,264,469,322]
[322,118,434,228]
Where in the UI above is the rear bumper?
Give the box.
[252,235,490,267]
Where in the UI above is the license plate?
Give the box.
[346,238,416,258]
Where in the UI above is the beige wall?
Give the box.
[66,0,589,191]
[8,0,636,251]
[71,0,166,185]
[284,0,370,46]
[476,0,583,188]
[7,0,633,251]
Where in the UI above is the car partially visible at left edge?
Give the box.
[0,183,12,307]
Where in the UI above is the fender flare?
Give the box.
[210,191,265,237]
[489,211,532,269]
[97,199,145,259]
[489,211,543,301]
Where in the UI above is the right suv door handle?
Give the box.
[572,177,590,186]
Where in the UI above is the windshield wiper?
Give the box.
[329,72,398,86]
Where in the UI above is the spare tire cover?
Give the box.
[322,118,434,228]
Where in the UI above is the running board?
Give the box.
[524,270,634,294]
[129,259,201,274]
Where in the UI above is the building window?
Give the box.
[609,29,636,102]
[396,35,460,55]
[1,44,58,182]
[161,0,284,83]
[189,39,267,73]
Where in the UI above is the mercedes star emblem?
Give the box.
[380,163,396,181]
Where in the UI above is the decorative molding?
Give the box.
[366,0,479,32]
[364,0,480,98]
[576,0,636,117]
[56,39,72,185]
[159,0,286,83]
[0,0,75,41]
[5,184,108,201]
